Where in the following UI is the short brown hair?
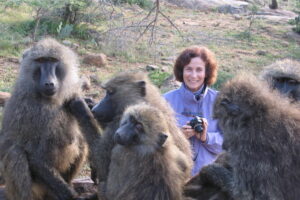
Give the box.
[174,46,218,86]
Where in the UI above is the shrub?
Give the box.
[148,70,170,88]
[212,71,234,90]
[113,0,153,9]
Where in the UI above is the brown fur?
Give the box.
[260,59,300,102]
[212,74,300,200]
[104,103,187,200]
[93,72,193,183]
[0,38,88,200]
[183,152,232,200]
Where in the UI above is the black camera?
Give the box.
[189,116,204,133]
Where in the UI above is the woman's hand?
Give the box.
[182,124,196,139]
[195,118,208,143]
[182,118,208,142]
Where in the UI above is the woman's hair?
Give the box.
[174,46,218,86]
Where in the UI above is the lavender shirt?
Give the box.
[163,84,223,176]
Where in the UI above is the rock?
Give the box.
[62,40,80,49]
[233,14,242,20]
[256,50,267,56]
[146,65,160,71]
[6,57,19,64]
[0,92,11,106]
[285,31,300,44]
[161,56,175,61]
[218,3,248,14]
[90,75,101,85]
[161,66,170,72]
[165,0,249,13]
[160,75,181,93]
[255,8,297,22]
[161,61,173,66]
[80,76,91,91]
[83,53,107,68]
[73,177,97,195]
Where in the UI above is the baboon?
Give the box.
[260,59,300,102]
[0,38,88,200]
[102,103,187,200]
[185,60,300,200]
[204,74,300,200]
[183,152,232,200]
[90,72,193,183]
[67,72,192,199]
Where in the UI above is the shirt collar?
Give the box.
[179,83,208,102]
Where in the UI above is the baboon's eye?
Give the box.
[33,67,41,81]
[55,65,65,80]
[120,119,129,126]
[220,98,230,106]
[287,79,298,85]
[135,123,144,133]
[129,116,137,124]
[106,88,115,95]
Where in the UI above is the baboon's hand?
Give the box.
[84,98,96,110]
[67,97,91,119]
[54,186,78,200]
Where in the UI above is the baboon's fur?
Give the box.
[183,152,232,200]
[211,74,300,200]
[0,38,88,200]
[105,103,187,200]
[93,72,193,182]
[260,59,300,102]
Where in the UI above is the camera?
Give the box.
[189,116,204,133]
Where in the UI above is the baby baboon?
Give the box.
[209,74,300,200]
[0,38,88,200]
[90,72,193,182]
[105,103,187,200]
[260,59,300,102]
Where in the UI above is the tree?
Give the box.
[269,0,278,9]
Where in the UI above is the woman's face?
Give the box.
[183,57,206,92]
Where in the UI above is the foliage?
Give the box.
[240,4,259,41]
[148,70,170,88]
[290,15,300,34]
[212,71,234,90]
[113,0,153,9]
[0,0,92,40]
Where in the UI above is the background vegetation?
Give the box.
[0,0,299,94]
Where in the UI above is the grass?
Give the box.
[0,66,17,93]
[212,70,234,90]
[0,1,299,95]
[148,70,170,88]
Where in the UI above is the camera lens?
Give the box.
[194,124,203,133]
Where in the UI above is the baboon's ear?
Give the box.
[158,133,168,147]
[136,80,146,97]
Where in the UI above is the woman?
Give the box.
[164,46,223,176]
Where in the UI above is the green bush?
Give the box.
[291,15,300,34]
[72,23,91,40]
[113,0,153,9]
[212,71,234,90]
[9,20,35,36]
[148,70,170,88]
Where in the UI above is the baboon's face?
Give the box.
[114,114,143,146]
[272,77,300,102]
[33,57,65,98]
[91,80,146,123]
[214,85,256,130]
[114,110,168,147]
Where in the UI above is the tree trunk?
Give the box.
[269,0,278,9]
